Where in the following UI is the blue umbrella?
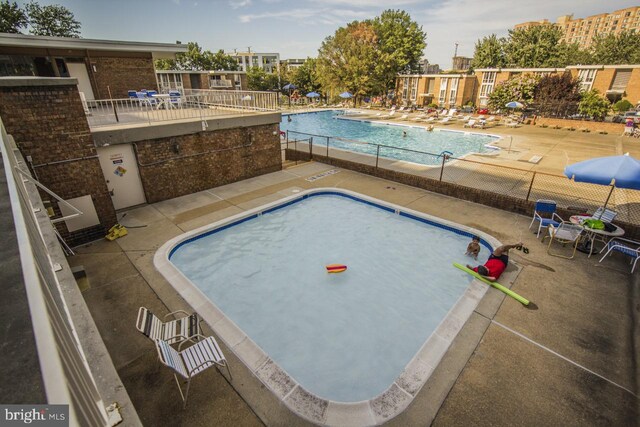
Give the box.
[306,91,320,98]
[564,154,640,208]
[283,83,297,90]
[339,92,353,99]
[505,101,524,108]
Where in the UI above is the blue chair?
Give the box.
[529,199,563,238]
[128,90,137,99]
[599,237,640,272]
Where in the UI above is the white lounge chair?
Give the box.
[381,110,396,119]
[156,336,231,407]
[543,221,583,259]
[398,114,409,120]
[136,307,201,345]
[463,119,476,128]
[438,117,451,125]
[599,237,640,272]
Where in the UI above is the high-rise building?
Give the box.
[452,56,472,71]
[513,6,640,49]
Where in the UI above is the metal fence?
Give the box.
[285,130,640,225]
[0,120,111,425]
[85,89,279,128]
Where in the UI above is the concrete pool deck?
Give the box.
[69,161,638,426]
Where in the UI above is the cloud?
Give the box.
[230,0,252,8]
[239,7,370,24]
[171,0,181,4]
[317,0,421,5]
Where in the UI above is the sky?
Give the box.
[16,0,640,68]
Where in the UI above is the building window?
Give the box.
[410,78,418,101]
[402,77,409,99]
[578,69,597,91]
[448,78,459,107]
[438,78,448,106]
[479,72,496,102]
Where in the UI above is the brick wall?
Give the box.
[134,123,282,203]
[91,55,158,98]
[0,81,117,245]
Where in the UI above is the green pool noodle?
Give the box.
[453,263,530,306]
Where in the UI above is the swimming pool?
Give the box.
[156,189,500,425]
[280,110,499,165]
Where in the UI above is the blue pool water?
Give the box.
[170,193,490,402]
[280,110,498,165]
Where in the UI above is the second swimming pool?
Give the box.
[280,110,499,165]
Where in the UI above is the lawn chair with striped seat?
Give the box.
[529,199,563,238]
[599,237,640,272]
[136,307,201,345]
[592,207,617,223]
[156,336,231,407]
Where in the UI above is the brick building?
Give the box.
[514,6,640,49]
[396,65,640,109]
[0,33,186,99]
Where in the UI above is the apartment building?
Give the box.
[282,58,306,71]
[156,69,247,92]
[396,65,640,108]
[514,6,640,49]
[232,51,280,73]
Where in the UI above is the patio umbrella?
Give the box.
[505,101,524,109]
[564,154,640,209]
[283,83,297,107]
[306,92,320,98]
[339,92,353,99]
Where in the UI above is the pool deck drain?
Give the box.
[70,161,639,426]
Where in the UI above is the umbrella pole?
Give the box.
[601,185,615,212]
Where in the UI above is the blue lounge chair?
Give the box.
[529,199,563,238]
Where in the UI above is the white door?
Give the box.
[67,62,96,100]
[97,144,146,210]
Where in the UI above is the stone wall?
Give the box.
[134,123,282,203]
[0,78,117,245]
[91,55,158,98]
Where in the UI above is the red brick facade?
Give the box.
[0,81,117,245]
[91,54,158,99]
[133,123,282,203]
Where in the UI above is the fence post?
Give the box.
[326,137,330,158]
[439,154,446,181]
[309,137,313,160]
[526,172,536,201]
[375,145,380,170]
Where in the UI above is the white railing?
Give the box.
[0,119,111,426]
[209,80,233,88]
[86,89,279,128]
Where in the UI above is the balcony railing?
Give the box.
[209,80,233,87]
[84,89,279,128]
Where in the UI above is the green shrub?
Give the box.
[613,99,633,113]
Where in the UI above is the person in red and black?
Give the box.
[467,242,522,282]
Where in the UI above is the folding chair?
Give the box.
[529,199,563,238]
[543,221,583,259]
[156,336,231,407]
[136,307,201,345]
[599,237,640,273]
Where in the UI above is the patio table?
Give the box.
[570,215,625,257]
[151,93,173,110]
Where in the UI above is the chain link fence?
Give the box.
[285,130,640,225]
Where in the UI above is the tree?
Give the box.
[591,31,640,65]
[578,89,610,121]
[317,21,379,103]
[0,1,27,33]
[210,50,239,71]
[471,34,506,68]
[533,72,581,117]
[487,73,539,111]
[504,24,567,68]
[246,66,279,91]
[557,42,593,66]
[290,58,321,95]
[371,9,426,93]
[613,99,633,113]
[25,1,81,37]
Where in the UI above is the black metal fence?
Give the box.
[285,130,640,225]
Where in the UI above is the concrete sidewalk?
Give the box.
[70,161,638,426]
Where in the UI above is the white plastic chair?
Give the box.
[599,237,640,272]
[544,221,583,259]
[156,335,231,407]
